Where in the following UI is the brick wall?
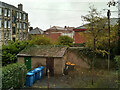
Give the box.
[73,31,86,44]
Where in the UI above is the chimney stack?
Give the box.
[18,4,23,11]
[29,27,33,31]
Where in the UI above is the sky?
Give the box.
[0,0,119,30]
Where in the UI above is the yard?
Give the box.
[31,66,118,88]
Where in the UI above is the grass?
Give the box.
[68,66,118,88]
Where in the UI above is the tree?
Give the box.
[29,35,53,45]
[81,5,118,85]
[2,41,29,66]
[57,36,73,46]
[81,5,108,85]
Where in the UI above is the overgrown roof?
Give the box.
[17,45,68,58]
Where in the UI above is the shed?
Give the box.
[17,45,68,75]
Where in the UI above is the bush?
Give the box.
[57,36,73,46]
[2,41,29,66]
[2,63,27,89]
[29,35,53,45]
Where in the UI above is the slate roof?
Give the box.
[17,45,68,58]
[29,27,43,34]
[49,26,65,30]
[0,1,26,13]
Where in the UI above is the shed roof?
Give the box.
[17,45,68,58]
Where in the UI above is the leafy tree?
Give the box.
[81,5,118,85]
[81,5,107,85]
[57,35,73,46]
[2,41,29,66]
[29,35,53,45]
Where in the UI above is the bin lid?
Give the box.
[41,66,44,69]
[37,67,42,70]
[34,68,41,72]
[29,70,35,73]
[27,72,34,76]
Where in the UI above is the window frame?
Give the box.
[4,20,7,28]
[4,9,7,17]
[8,21,11,28]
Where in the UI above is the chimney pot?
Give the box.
[18,4,23,11]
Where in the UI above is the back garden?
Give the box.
[1,36,120,89]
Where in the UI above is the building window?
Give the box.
[4,31,7,40]
[8,31,11,40]
[20,23,22,29]
[8,21,11,28]
[16,12,19,18]
[13,37,15,42]
[23,14,26,20]
[19,13,22,19]
[4,9,7,16]
[17,23,19,29]
[0,8,2,16]
[12,16,15,23]
[4,20,7,28]
[20,33,22,40]
[12,27,15,34]
[23,23,26,29]
[0,31,1,41]
[17,33,19,39]
[0,19,2,28]
[23,33,26,39]
[8,10,10,17]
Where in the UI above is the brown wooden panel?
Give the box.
[46,57,54,76]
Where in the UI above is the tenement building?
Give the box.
[0,1,28,44]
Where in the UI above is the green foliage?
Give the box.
[2,41,29,66]
[2,63,27,89]
[73,43,85,47]
[57,36,73,46]
[29,35,53,45]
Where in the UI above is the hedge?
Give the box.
[2,63,27,89]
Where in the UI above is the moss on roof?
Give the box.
[17,45,68,57]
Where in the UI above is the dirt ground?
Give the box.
[31,66,118,88]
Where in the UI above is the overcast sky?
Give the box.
[1,0,118,30]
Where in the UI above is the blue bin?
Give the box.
[35,67,42,80]
[34,68,41,80]
[40,66,44,77]
[26,72,34,87]
[29,70,35,83]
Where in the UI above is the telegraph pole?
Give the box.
[107,9,110,71]
[107,0,116,71]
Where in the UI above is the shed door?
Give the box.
[46,57,54,76]
[24,57,31,71]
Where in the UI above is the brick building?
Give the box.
[44,26,74,42]
[73,26,87,44]
[0,1,28,44]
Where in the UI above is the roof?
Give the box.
[73,26,87,32]
[17,45,68,58]
[29,27,43,34]
[110,18,118,25]
[49,26,65,30]
[0,1,26,13]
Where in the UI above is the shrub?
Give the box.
[29,35,53,45]
[2,41,29,66]
[57,36,73,46]
[2,63,27,89]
